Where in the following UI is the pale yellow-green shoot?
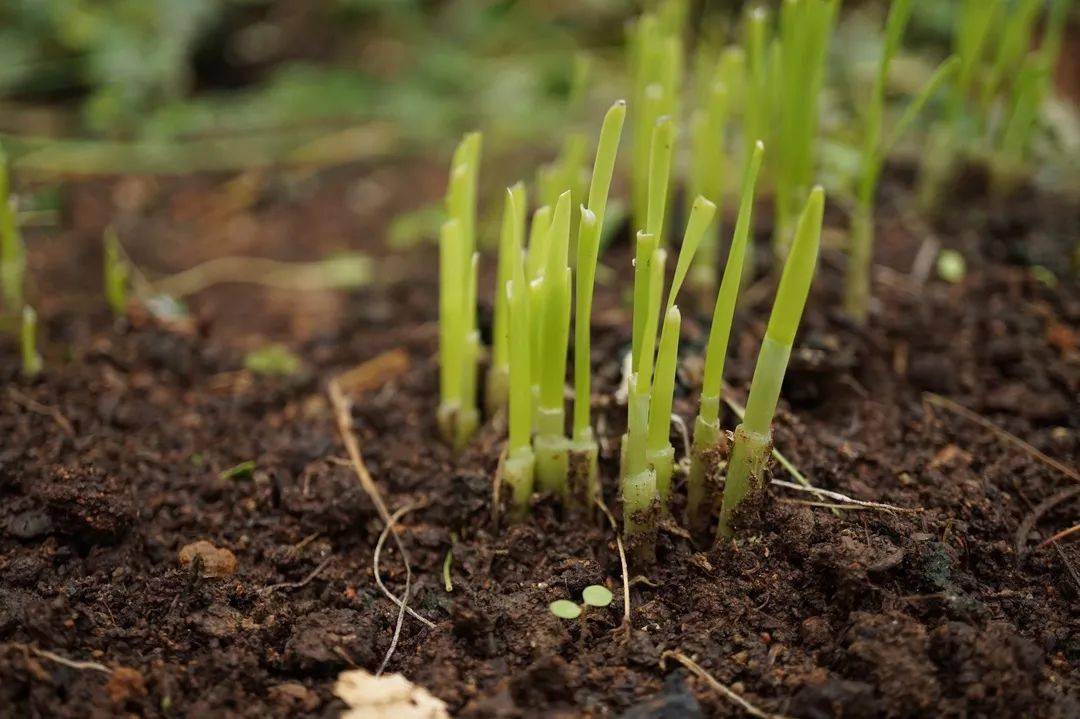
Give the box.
[718,186,823,539]
[488,183,527,415]
[21,305,42,378]
[687,141,764,535]
[504,250,534,518]
[534,192,573,496]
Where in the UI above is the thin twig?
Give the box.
[721,389,837,512]
[260,556,333,594]
[595,498,631,630]
[7,387,75,438]
[924,392,1079,484]
[375,503,420,675]
[778,499,898,512]
[9,644,112,674]
[660,650,790,719]
[770,479,918,513]
[1015,486,1080,556]
[328,380,435,636]
[1038,524,1080,549]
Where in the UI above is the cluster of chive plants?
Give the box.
[921,0,1071,198]
[433,0,1065,552]
[436,97,824,554]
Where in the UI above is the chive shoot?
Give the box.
[687,141,765,535]
[718,186,824,539]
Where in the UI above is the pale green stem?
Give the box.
[646,307,681,502]
[21,305,41,377]
[718,187,823,539]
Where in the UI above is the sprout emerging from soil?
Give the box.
[488,182,527,416]
[571,100,626,510]
[103,227,129,318]
[1,147,26,314]
[533,191,573,496]
[504,202,535,519]
[687,142,765,536]
[21,305,42,377]
[844,0,959,324]
[621,244,665,556]
[438,133,482,450]
[549,585,612,620]
[647,196,715,505]
[718,186,824,539]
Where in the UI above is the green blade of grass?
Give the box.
[700,141,765,416]
[745,186,824,435]
[666,196,716,314]
[645,116,675,244]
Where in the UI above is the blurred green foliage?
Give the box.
[1,0,218,134]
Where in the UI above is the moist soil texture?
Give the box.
[0,163,1077,718]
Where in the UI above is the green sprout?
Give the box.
[244,344,302,376]
[487,182,527,416]
[718,187,824,539]
[646,197,716,505]
[549,584,613,621]
[582,584,613,608]
[21,305,42,378]
[533,191,573,496]
[504,216,535,519]
[687,142,765,536]
[844,0,960,323]
[549,599,581,620]
[103,227,129,318]
[526,204,552,411]
[438,133,483,450]
[570,100,626,510]
[621,244,665,557]
[1,147,26,314]
[772,0,838,258]
[219,460,256,480]
[936,249,967,284]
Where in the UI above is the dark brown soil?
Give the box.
[1,163,1077,718]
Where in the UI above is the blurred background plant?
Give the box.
[0,0,1075,226]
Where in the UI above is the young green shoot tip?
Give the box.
[569,100,627,512]
[687,141,764,535]
[488,182,527,416]
[21,305,42,378]
[534,191,573,496]
[718,186,823,539]
[504,253,535,518]
[104,227,130,318]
